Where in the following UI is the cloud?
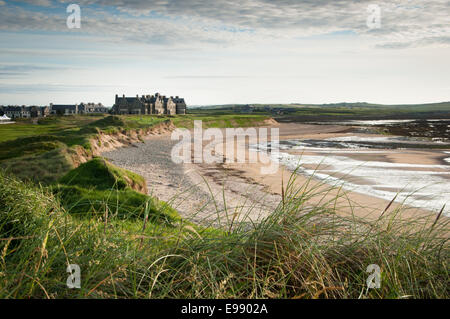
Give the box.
[0,64,69,78]
[0,0,448,49]
[376,36,450,49]
[165,75,254,79]
[0,83,115,94]
[0,4,259,48]
[12,0,52,6]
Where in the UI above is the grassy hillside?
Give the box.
[194,102,450,121]
[0,170,187,298]
[197,101,450,111]
[52,158,179,223]
[0,116,161,183]
[171,114,271,128]
[58,157,146,192]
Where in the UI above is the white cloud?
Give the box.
[0,0,447,49]
[12,0,52,6]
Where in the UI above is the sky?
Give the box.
[0,0,449,106]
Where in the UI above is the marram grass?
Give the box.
[0,169,448,299]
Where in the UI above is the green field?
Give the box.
[172,114,270,128]
[0,115,183,183]
[194,101,450,121]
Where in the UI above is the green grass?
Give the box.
[58,158,146,191]
[172,114,271,128]
[116,115,169,130]
[52,158,179,224]
[51,185,178,223]
[0,147,76,185]
[0,115,173,185]
[0,137,66,161]
[0,169,447,299]
[0,123,58,143]
[195,102,450,121]
[0,115,104,143]
[0,171,186,298]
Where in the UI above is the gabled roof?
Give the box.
[3,106,23,112]
[116,97,141,103]
[51,104,77,110]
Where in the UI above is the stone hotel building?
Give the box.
[112,93,186,115]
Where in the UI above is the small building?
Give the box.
[28,106,50,118]
[79,102,109,114]
[0,105,49,119]
[240,105,253,114]
[2,106,31,119]
[50,104,78,115]
[171,96,187,115]
[40,106,50,117]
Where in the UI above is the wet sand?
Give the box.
[102,122,449,225]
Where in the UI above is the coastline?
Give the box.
[102,121,449,225]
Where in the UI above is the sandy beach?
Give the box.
[102,122,450,225]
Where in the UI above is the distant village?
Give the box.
[0,103,108,119]
[0,93,187,120]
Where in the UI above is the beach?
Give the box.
[102,121,450,224]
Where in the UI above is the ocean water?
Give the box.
[252,138,450,216]
[445,152,450,164]
[307,119,450,126]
